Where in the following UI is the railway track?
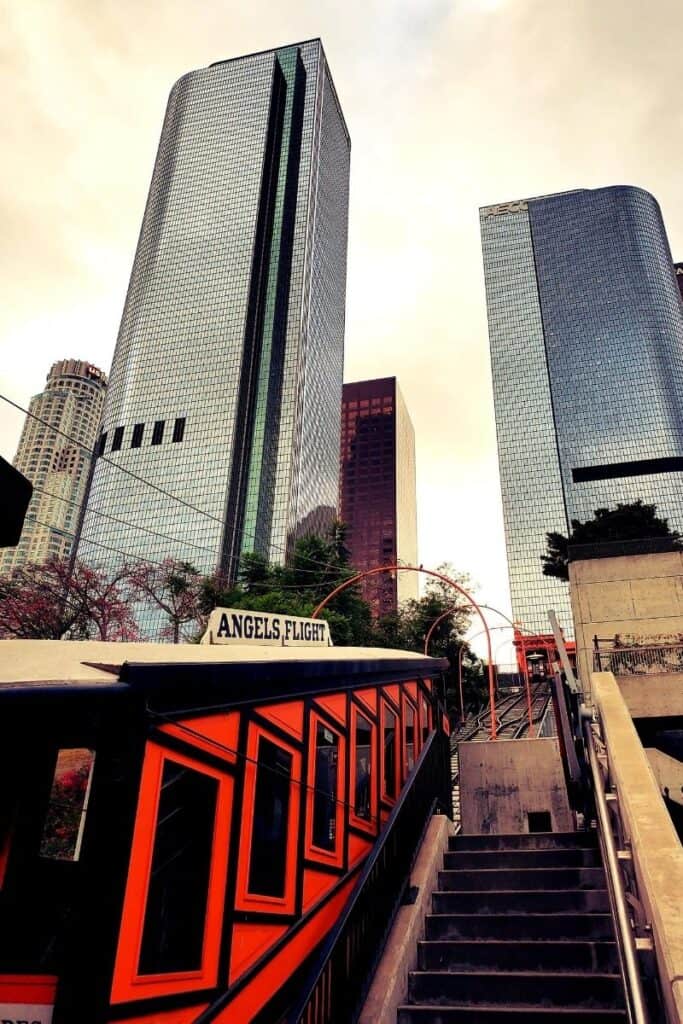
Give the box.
[449,683,554,822]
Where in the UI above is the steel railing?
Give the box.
[582,710,650,1024]
[287,728,451,1024]
[593,643,683,675]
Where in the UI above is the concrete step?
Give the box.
[444,848,601,870]
[432,889,610,915]
[397,1005,627,1023]
[418,939,620,973]
[437,867,606,891]
[450,832,597,852]
[425,913,616,941]
[407,969,624,1009]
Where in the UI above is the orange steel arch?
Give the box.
[311,565,498,739]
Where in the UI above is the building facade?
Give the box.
[77,41,350,610]
[340,378,418,616]
[481,186,683,634]
[1,360,107,573]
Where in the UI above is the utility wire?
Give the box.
[19,508,353,595]
[29,483,218,558]
[2,389,352,579]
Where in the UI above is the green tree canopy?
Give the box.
[542,500,681,581]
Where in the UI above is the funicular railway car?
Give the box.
[0,623,450,1024]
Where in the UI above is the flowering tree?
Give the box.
[0,557,138,640]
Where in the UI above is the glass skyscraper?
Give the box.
[481,186,683,634]
[340,378,418,616]
[77,40,350,599]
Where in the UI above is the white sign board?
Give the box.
[201,608,332,647]
[0,1004,53,1024]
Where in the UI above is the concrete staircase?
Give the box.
[397,830,627,1022]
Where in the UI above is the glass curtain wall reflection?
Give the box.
[76,41,350,634]
[481,187,683,634]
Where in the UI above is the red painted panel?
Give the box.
[211,877,358,1023]
[229,923,288,983]
[108,1005,209,1024]
[347,832,373,869]
[258,701,305,741]
[0,974,57,1003]
[405,681,418,703]
[302,868,337,911]
[442,713,450,736]
[384,684,400,709]
[160,712,239,763]
[355,688,377,715]
[314,693,347,726]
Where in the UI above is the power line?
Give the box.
[24,516,167,569]
[30,483,218,559]
[148,708,389,825]
[1,391,350,579]
[20,511,351,595]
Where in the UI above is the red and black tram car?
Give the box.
[0,639,449,1024]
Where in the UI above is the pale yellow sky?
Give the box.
[2,0,682,658]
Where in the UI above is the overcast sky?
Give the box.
[2,0,682,657]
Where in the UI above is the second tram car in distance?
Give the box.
[0,631,449,1024]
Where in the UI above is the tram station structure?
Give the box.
[0,634,450,1023]
[2,547,683,1023]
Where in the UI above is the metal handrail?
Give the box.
[287,728,451,1023]
[581,710,649,1024]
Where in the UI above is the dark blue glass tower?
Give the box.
[481,187,683,633]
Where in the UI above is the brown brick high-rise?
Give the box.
[340,378,418,617]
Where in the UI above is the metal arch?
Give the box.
[311,564,499,739]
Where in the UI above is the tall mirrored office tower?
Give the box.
[481,186,683,634]
[77,40,350,596]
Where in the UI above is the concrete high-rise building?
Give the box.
[77,41,350,601]
[339,378,418,616]
[0,360,107,573]
[481,186,683,634]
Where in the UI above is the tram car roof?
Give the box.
[0,638,448,710]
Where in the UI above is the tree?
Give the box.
[0,557,138,640]
[374,564,490,719]
[130,559,205,643]
[542,500,681,581]
[205,522,376,646]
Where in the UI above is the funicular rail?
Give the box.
[461,683,550,741]
[287,729,451,1024]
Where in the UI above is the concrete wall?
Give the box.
[569,550,683,694]
[459,737,573,834]
[646,747,683,808]
[593,671,683,1024]
[358,815,452,1024]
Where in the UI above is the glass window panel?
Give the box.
[383,703,397,799]
[139,759,217,975]
[248,737,292,896]
[354,711,372,820]
[40,748,95,862]
[312,723,339,851]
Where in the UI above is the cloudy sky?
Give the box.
[2,0,682,656]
